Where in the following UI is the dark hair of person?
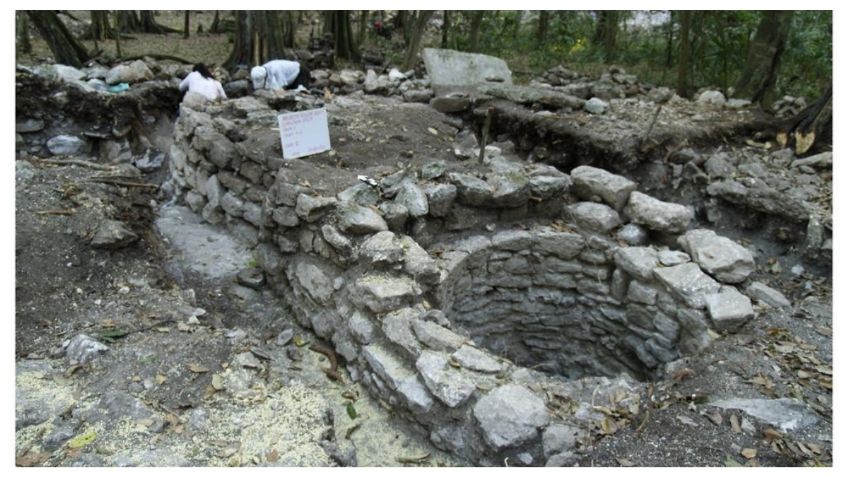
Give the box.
[193,63,214,80]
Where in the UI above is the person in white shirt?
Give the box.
[250,59,311,91]
[179,63,227,102]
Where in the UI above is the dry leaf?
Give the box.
[741,448,757,459]
[763,428,783,442]
[16,451,50,467]
[616,457,635,467]
[706,412,723,426]
[730,414,741,433]
[188,363,209,373]
[266,449,280,463]
[427,127,439,136]
[155,374,167,385]
[211,374,224,390]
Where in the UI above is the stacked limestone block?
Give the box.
[169,96,758,466]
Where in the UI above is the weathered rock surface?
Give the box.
[625,192,693,233]
[745,282,791,308]
[571,166,637,211]
[473,384,549,450]
[415,351,476,408]
[653,262,721,309]
[678,229,755,283]
[65,334,109,364]
[704,288,754,331]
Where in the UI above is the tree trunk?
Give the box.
[84,11,113,41]
[511,11,523,40]
[117,11,141,33]
[441,10,450,48]
[777,85,832,155]
[183,11,190,39]
[393,10,407,39]
[209,11,221,33]
[138,10,180,34]
[676,10,692,98]
[734,11,794,104]
[18,12,32,54]
[665,11,674,68]
[537,11,549,45]
[325,11,359,61]
[593,11,619,63]
[358,10,368,45]
[284,11,296,48]
[258,11,287,63]
[468,11,485,52]
[223,11,253,70]
[27,11,91,68]
[404,10,433,70]
[113,10,122,57]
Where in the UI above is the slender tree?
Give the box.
[468,11,485,52]
[209,11,222,34]
[676,10,692,97]
[404,10,434,70]
[358,10,368,45]
[113,10,122,57]
[183,11,190,39]
[441,10,450,48]
[18,12,32,54]
[734,11,794,103]
[594,11,620,63]
[26,11,91,67]
[537,10,549,45]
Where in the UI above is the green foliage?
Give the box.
[437,10,831,100]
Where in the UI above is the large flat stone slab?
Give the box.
[653,262,721,309]
[422,48,512,94]
[678,229,755,284]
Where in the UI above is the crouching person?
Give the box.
[179,63,227,102]
[251,59,311,91]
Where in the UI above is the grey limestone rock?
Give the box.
[423,183,457,217]
[295,194,338,222]
[567,202,621,233]
[653,262,721,309]
[452,345,503,373]
[338,202,388,235]
[65,334,109,364]
[395,181,429,217]
[678,229,755,284]
[449,172,494,206]
[745,282,791,308]
[571,166,637,211]
[352,275,416,313]
[415,350,476,408]
[473,384,549,450]
[625,192,693,234]
[614,247,659,280]
[704,288,754,331]
[360,231,404,265]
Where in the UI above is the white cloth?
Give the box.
[251,60,300,90]
[179,71,227,101]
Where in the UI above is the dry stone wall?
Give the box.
[168,95,759,465]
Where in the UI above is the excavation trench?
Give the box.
[18,70,785,465]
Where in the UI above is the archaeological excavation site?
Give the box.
[15,12,833,468]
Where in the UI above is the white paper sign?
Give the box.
[278,108,331,159]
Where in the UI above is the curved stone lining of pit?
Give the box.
[168,96,759,465]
